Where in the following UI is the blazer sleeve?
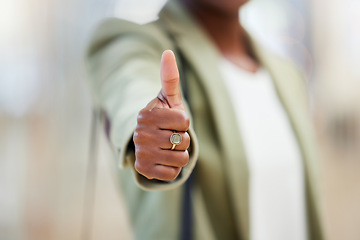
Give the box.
[86,18,199,191]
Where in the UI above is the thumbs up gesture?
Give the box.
[133,50,191,181]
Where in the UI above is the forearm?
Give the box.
[86,25,199,191]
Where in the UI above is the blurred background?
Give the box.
[0,0,359,239]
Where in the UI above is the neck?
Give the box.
[180,0,259,72]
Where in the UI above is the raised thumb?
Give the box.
[160,50,183,109]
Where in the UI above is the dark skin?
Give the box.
[134,0,259,181]
[181,0,259,72]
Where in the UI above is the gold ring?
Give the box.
[170,132,182,151]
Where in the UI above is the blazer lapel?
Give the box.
[160,2,322,239]
[159,2,250,239]
[253,44,322,239]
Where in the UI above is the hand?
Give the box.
[133,50,191,181]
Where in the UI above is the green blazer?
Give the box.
[87,0,323,239]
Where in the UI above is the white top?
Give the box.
[219,59,308,240]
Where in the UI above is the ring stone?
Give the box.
[170,133,182,145]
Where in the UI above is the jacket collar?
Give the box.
[159,1,251,238]
[158,1,320,239]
